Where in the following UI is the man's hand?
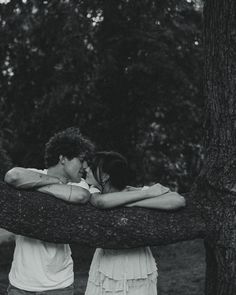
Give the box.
[56,176,69,184]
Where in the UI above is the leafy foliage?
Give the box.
[0,143,12,180]
[0,0,203,190]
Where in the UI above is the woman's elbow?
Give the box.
[171,195,186,209]
[166,192,186,210]
[180,196,186,207]
[4,168,20,186]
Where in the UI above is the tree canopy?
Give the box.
[0,0,203,190]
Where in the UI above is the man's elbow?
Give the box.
[75,189,90,204]
[4,168,20,186]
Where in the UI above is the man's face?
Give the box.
[63,156,87,183]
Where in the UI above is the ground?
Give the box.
[0,239,205,295]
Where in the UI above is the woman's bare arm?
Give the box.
[125,192,186,210]
[90,183,170,209]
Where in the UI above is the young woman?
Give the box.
[84,151,185,295]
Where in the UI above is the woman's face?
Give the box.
[85,166,100,187]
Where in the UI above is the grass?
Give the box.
[0,239,205,295]
[156,240,205,295]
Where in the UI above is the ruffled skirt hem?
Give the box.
[85,270,158,295]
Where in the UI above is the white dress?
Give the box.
[85,247,158,295]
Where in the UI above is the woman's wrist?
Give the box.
[145,183,170,198]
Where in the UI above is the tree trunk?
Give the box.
[203,0,236,294]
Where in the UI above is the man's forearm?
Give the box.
[38,184,90,204]
[4,167,61,189]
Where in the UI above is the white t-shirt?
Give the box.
[9,169,91,292]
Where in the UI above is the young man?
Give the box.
[4,127,94,295]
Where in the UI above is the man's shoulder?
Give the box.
[27,168,47,174]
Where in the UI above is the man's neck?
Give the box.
[47,165,65,179]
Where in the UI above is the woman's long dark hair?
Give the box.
[91,151,129,191]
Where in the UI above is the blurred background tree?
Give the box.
[0,0,203,191]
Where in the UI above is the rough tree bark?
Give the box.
[0,0,235,294]
[202,0,236,294]
[0,181,205,248]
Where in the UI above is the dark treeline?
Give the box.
[0,0,203,191]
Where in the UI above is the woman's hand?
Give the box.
[123,186,142,191]
[146,183,170,197]
[124,183,170,196]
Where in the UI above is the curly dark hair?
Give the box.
[44,127,95,168]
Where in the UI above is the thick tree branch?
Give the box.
[0,181,205,248]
